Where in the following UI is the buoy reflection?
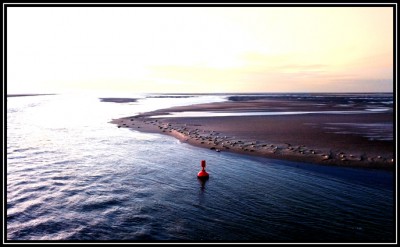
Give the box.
[198,177,209,191]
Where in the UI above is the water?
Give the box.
[6,93,394,242]
[152,109,390,118]
[324,123,393,141]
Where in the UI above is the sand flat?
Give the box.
[112,97,394,170]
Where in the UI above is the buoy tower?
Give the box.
[197,160,209,178]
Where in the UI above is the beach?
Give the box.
[111,95,394,170]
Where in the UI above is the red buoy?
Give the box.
[197,160,209,178]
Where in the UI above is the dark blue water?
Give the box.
[6,94,395,242]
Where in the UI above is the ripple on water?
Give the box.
[19,185,49,194]
[12,220,70,240]
[51,175,74,181]
[80,198,124,212]
[122,214,154,225]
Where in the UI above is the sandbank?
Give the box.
[111,98,394,170]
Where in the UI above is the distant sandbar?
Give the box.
[7,94,56,97]
[99,98,138,103]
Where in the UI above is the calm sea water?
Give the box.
[6,93,395,242]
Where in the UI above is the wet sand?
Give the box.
[111,98,394,170]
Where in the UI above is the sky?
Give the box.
[6,6,394,94]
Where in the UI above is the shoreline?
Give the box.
[111,99,394,170]
[7,93,57,97]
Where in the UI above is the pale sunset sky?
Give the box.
[7,6,394,94]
